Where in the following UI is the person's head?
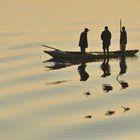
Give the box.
[122,26,125,31]
[105,26,108,31]
[84,28,90,32]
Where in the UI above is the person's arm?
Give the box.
[110,31,112,39]
[101,32,103,40]
[126,32,127,44]
[79,34,81,46]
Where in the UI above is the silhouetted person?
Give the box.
[101,26,112,55]
[101,57,111,78]
[78,62,89,81]
[79,28,90,54]
[120,26,127,53]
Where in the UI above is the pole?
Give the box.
[120,19,122,49]
[120,19,122,31]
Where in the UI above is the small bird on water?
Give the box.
[121,106,130,112]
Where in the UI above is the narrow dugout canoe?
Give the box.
[44,50,139,60]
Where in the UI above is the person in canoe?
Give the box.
[120,26,127,53]
[101,26,112,55]
[79,28,90,54]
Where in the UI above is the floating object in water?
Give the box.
[102,84,113,92]
[85,115,92,118]
[122,106,130,112]
[105,110,115,116]
[84,91,91,97]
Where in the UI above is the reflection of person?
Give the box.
[101,26,112,55]
[119,54,127,75]
[78,62,89,81]
[101,57,111,77]
[79,28,90,54]
[101,58,112,92]
[120,26,127,53]
[116,55,129,89]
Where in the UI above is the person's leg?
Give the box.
[124,44,126,52]
[80,47,83,53]
[81,47,85,54]
[120,44,122,51]
[103,48,105,55]
[103,45,105,55]
[107,46,109,55]
[121,44,126,54]
[83,47,85,53]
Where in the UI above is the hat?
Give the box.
[85,28,90,31]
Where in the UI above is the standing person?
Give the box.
[79,28,90,54]
[120,26,127,53]
[101,26,112,55]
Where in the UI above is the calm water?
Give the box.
[0,1,140,140]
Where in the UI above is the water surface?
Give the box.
[0,1,140,140]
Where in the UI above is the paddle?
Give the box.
[42,45,66,53]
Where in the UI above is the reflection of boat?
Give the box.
[44,49,139,60]
[44,61,73,70]
[43,58,81,71]
[43,57,103,71]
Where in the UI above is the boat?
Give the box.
[44,49,139,60]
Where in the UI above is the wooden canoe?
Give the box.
[44,50,139,60]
